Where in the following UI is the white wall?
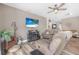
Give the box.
[61,16,79,31]
[0,6,5,31]
[0,4,47,40]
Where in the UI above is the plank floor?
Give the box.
[7,37,79,55]
[64,37,79,55]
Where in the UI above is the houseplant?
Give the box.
[0,30,11,42]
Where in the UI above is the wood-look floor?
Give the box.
[7,37,79,55]
[64,37,79,55]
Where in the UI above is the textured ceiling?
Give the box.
[4,3,79,20]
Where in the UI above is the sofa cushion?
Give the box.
[53,31,67,40]
[36,39,50,48]
[49,38,62,54]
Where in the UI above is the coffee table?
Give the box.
[30,49,44,55]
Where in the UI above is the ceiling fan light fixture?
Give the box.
[54,9,58,14]
[48,3,67,14]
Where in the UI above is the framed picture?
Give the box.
[52,24,57,29]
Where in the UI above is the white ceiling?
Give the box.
[4,3,79,20]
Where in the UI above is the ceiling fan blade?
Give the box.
[58,3,65,8]
[54,4,58,7]
[48,7,56,10]
[48,10,54,13]
[59,8,67,10]
[48,7,53,9]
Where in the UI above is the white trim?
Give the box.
[26,24,38,27]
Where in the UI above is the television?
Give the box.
[26,17,39,27]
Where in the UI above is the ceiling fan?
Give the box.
[48,3,67,14]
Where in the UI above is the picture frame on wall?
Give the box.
[52,24,57,29]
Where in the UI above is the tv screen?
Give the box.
[26,17,39,27]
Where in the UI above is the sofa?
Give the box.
[7,31,72,55]
[27,31,72,55]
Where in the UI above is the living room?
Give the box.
[0,3,79,55]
